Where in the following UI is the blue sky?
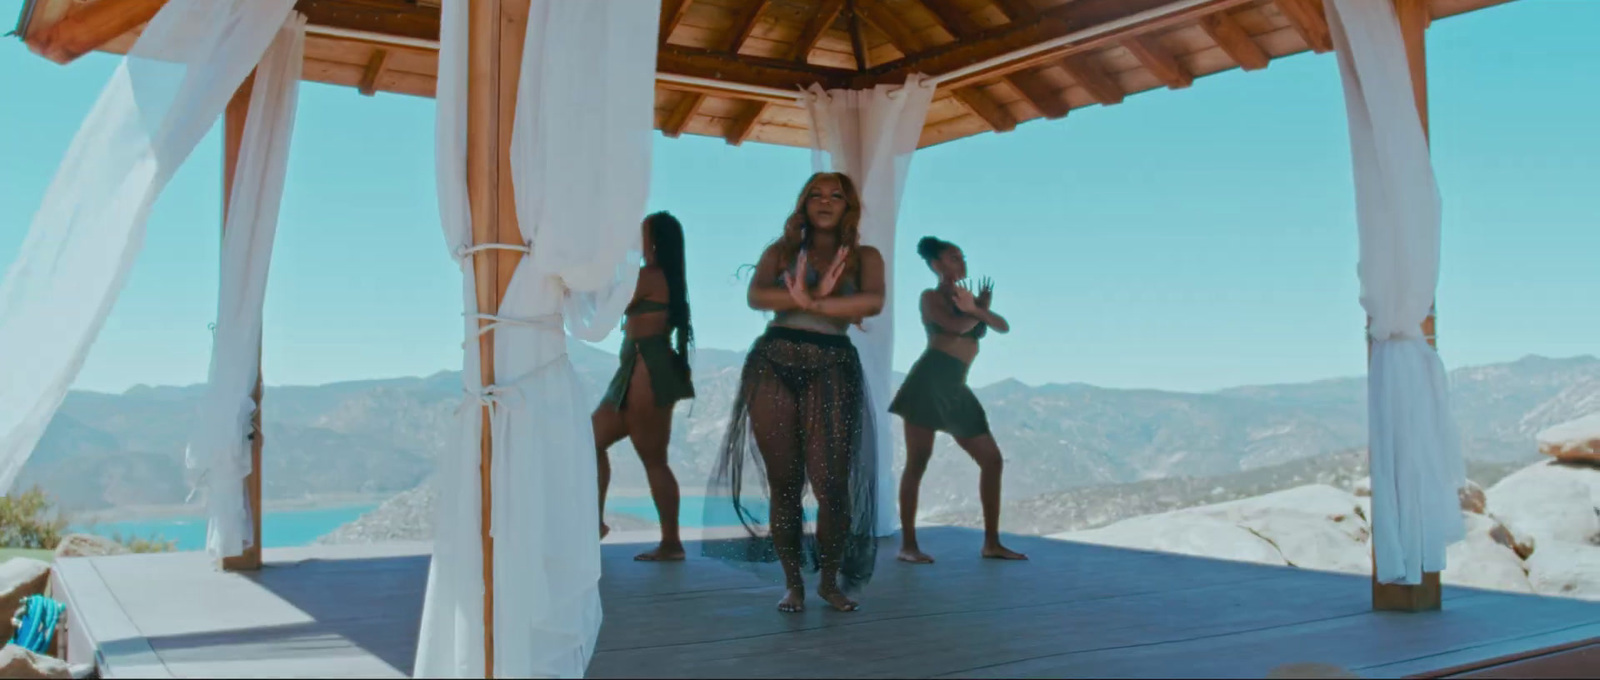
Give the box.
[1,0,1596,394]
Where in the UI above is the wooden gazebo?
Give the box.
[18,1,1581,678]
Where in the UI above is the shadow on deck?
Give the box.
[49,527,1600,678]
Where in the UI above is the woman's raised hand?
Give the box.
[952,282,979,314]
[816,247,851,298]
[784,251,814,310]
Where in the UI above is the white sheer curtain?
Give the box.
[803,76,936,536]
[0,0,295,494]
[1327,0,1465,585]
[187,14,306,561]
[416,2,656,677]
[415,3,487,677]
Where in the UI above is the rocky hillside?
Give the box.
[21,352,1597,514]
[1051,459,1600,601]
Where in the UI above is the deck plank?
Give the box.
[52,527,1600,679]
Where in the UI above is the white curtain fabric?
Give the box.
[188,14,306,560]
[416,2,656,677]
[1327,0,1465,585]
[415,3,486,677]
[803,76,936,536]
[0,0,295,495]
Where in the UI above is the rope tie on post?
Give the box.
[453,241,531,262]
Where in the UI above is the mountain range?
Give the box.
[19,347,1599,517]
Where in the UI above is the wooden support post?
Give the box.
[466,0,529,674]
[1369,0,1440,613]
[220,73,263,573]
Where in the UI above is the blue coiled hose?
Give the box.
[10,594,63,654]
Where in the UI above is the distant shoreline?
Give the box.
[69,492,394,524]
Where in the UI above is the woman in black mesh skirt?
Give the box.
[704,172,885,613]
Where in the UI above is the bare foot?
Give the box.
[817,585,859,612]
[599,523,610,540]
[897,547,935,564]
[982,543,1028,560]
[777,587,805,613]
[634,544,686,562]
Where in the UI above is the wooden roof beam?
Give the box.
[1198,10,1268,71]
[919,0,982,40]
[723,0,773,54]
[791,0,848,62]
[857,0,926,56]
[26,0,163,65]
[358,49,390,97]
[864,0,1250,88]
[1057,53,1123,105]
[659,45,853,91]
[991,0,1039,23]
[953,86,1017,132]
[295,0,439,43]
[725,101,771,146]
[1006,68,1070,120]
[1122,34,1192,89]
[1275,0,1332,53]
[661,0,694,46]
[663,92,706,139]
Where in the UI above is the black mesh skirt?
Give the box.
[702,325,879,592]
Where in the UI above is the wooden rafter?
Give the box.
[857,0,926,55]
[792,0,848,62]
[663,92,706,138]
[296,0,439,43]
[1006,68,1069,120]
[358,49,390,96]
[953,85,1017,132]
[1274,0,1332,53]
[723,0,773,54]
[725,101,771,146]
[991,0,1039,22]
[26,0,163,64]
[660,0,694,46]
[919,0,982,40]
[1057,53,1123,105]
[1198,11,1269,71]
[847,1,868,71]
[864,0,1249,88]
[659,45,852,91]
[1122,34,1193,89]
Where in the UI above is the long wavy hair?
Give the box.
[647,211,694,375]
[773,172,864,283]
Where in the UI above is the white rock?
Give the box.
[1053,513,1287,567]
[1486,461,1600,545]
[1238,512,1369,575]
[0,644,71,679]
[1350,477,1372,498]
[1443,515,1532,593]
[1536,412,1600,463]
[0,559,52,642]
[52,534,127,560]
[1526,540,1600,602]
[1458,480,1487,514]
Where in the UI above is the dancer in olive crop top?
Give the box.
[704,172,885,614]
[593,212,695,561]
[889,236,1027,563]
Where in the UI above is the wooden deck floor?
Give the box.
[51,527,1600,678]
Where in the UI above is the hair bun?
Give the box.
[917,236,946,262]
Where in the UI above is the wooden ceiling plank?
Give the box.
[991,0,1039,23]
[857,0,926,55]
[723,0,773,54]
[358,48,390,96]
[726,100,771,145]
[1198,10,1269,71]
[1006,68,1070,119]
[865,0,1249,88]
[952,86,1017,132]
[1274,0,1333,53]
[919,0,983,40]
[664,92,706,138]
[295,0,440,43]
[659,45,852,91]
[29,0,164,65]
[791,0,848,62]
[1122,34,1193,89]
[661,0,694,46]
[1056,53,1123,105]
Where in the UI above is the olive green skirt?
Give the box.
[600,334,694,410]
[888,348,990,439]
